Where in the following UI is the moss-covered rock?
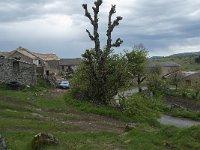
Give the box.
[32,132,58,150]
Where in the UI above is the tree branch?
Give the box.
[111,38,123,47]
[86,29,95,41]
[82,4,94,25]
[106,5,123,51]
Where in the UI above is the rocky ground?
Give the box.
[164,95,200,112]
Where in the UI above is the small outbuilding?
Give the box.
[0,57,37,86]
[183,72,200,85]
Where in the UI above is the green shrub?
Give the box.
[71,55,128,105]
[121,94,163,123]
[64,92,132,121]
[146,74,168,96]
[70,63,89,101]
[22,78,51,92]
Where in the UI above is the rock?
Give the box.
[32,132,59,150]
[170,104,186,110]
[124,139,131,144]
[125,123,136,132]
[0,134,7,150]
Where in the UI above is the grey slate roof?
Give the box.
[59,58,81,66]
[146,61,181,68]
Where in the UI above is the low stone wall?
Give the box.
[0,58,37,86]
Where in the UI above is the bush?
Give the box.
[147,74,168,96]
[121,94,164,123]
[71,55,128,105]
[70,63,89,101]
[22,78,51,92]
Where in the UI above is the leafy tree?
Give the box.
[71,0,127,105]
[149,64,162,76]
[147,74,168,96]
[126,44,148,92]
[146,65,168,96]
[168,71,183,90]
[192,81,200,99]
[195,56,200,63]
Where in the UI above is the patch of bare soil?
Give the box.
[49,89,68,97]
[164,95,200,112]
[60,112,126,133]
[1,95,127,133]
[34,108,127,133]
[0,96,33,107]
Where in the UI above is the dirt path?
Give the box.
[0,91,127,133]
[158,115,200,127]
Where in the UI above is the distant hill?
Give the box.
[150,56,164,59]
[169,51,200,57]
[150,51,200,71]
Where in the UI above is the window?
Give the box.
[13,61,19,72]
[62,66,64,71]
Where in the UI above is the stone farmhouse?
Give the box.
[0,57,37,86]
[0,47,81,86]
[182,71,200,85]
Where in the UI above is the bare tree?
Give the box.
[79,0,125,105]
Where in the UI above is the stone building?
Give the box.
[182,72,200,85]
[146,61,181,77]
[59,58,81,75]
[2,47,60,76]
[0,57,36,86]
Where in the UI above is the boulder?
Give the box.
[32,132,59,150]
[0,134,7,150]
[125,123,136,132]
[170,103,186,110]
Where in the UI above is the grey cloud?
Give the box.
[0,0,200,57]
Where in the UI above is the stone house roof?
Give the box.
[8,47,39,59]
[0,52,11,57]
[1,47,59,61]
[146,61,181,68]
[34,53,59,60]
[59,58,81,66]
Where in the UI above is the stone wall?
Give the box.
[0,58,37,86]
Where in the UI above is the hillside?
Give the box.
[151,52,200,71]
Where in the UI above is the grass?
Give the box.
[1,85,200,149]
[64,92,133,122]
[151,54,200,71]
[165,108,200,121]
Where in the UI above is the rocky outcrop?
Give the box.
[32,132,58,150]
[0,134,7,150]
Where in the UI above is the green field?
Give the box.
[1,87,200,150]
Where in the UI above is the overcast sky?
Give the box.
[0,0,200,58]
